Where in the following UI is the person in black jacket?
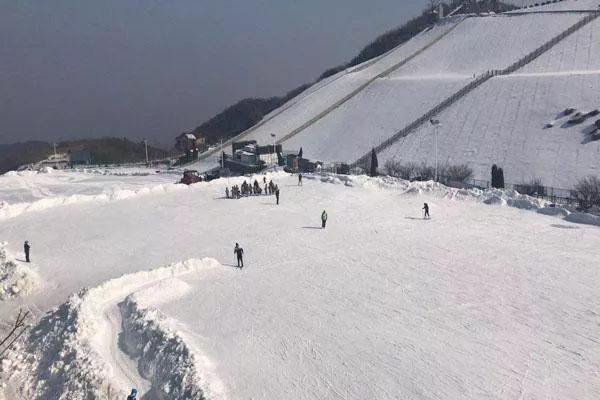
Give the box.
[234,243,244,268]
[127,388,137,400]
[275,185,280,205]
[422,203,430,219]
[24,240,30,263]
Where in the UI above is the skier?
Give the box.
[127,388,137,400]
[321,210,328,228]
[24,240,30,263]
[423,203,430,219]
[275,185,280,205]
[234,243,244,268]
[225,187,230,199]
[298,173,303,186]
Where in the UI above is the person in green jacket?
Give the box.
[321,210,328,228]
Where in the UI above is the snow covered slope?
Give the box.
[2,172,600,399]
[379,69,600,188]
[199,16,465,159]
[284,77,469,162]
[389,13,583,77]
[519,15,600,73]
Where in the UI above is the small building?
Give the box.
[195,135,206,150]
[175,133,198,153]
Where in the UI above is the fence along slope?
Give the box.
[351,11,600,169]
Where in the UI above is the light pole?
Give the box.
[143,139,149,165]
[429,119,441,182]
[270,133,277,167]
[220,137,224,168]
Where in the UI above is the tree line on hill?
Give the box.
[0,138,167,174]
[194,0,516,145]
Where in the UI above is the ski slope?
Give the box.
[228,17,465,150]
[284,76,469,162]
[389,13,583,77]
[519,15,600,73]
[1,170,600,399]
[379,71,600,188]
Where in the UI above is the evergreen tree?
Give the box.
[370,148,379,177]
[491,164,498,188]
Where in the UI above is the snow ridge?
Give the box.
[0,183,186,221]
[120,285,224,400]
[2,258,221,400]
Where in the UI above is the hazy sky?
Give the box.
[1,0,431,147]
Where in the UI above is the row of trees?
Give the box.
[382,159,474,182]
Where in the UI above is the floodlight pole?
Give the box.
[429,119,441,182]
[52,143,57,159]
[143,139,149,165]
[272,133,277,168]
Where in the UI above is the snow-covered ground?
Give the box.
[379,71,600,188]
[0,168,181,219]
[1,171,600,399]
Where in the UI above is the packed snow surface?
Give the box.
[1,171,600,399]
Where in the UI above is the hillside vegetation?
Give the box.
[0,138,166,174]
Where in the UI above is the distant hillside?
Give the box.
[0,138,167,174]
[194,0,516,145]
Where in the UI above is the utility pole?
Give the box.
[220,137,224,168]
[143,139,149,165]
[429,119,441,182]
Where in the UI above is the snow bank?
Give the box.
[119,279,225,400]
[0,183,187,221]
[306,173,600,226]
[2,258,221,400]
[564,212,600,226]
[0,242,40,300]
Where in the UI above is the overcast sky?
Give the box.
[1,0,432,147]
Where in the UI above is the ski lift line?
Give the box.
[351,10,600,168]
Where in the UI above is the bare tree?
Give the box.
[0,309,30,358]
[572,176,600,211]
[446,164,474,182]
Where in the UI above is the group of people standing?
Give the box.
[226,177,280,203]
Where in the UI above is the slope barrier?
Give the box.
[351,10,600,169]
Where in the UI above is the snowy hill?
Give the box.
[1,170,600,399]
[197,2,600,191]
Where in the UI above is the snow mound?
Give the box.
[0,242,40,300]
[2,258,221,400]
[564,212,600,226]
[0,183,186,221]
[120,280,225,399]
[537,206,570,217]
